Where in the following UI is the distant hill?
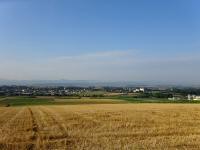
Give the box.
[0,79,199,88]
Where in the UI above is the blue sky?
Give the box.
[0,0,200,83]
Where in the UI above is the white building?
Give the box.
[140,88,145,92]
[134,88,145,93]
[188,94,200,101]
[188,94,192,100]
[194,96,200,101]
[168,97,180,100]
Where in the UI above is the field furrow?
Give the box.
[0,104,200,149]
[0,109,20,126]
[0,107,35,149]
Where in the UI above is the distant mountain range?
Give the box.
[0,79,199,88]
[0,79,146,87]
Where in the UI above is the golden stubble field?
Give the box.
[0,104,200,149]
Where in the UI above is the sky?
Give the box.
[0,0,200,84]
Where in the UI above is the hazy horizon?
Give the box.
[0,0,200,84]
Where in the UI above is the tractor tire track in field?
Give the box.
[0,108,25,132]
[34,107,75,149]
[27,107,40,150]
[0,107,42,150]
[39,107,70,140]
[0,109,17,124]
[43,107,99,144]
[0,108,26,149]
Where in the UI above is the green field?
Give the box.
[0,96,126,106]
[110,96,200,103]
[0,96,199,106]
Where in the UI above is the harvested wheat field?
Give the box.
[1,104,200,149]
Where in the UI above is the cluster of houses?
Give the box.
[188,94,200,101]
[168,94,200,101]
